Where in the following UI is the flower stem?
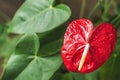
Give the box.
[88,1,100,18]
[101,0,114,21]
[114,19,120,29]
[80,0,86,18]
[111,15,120,24]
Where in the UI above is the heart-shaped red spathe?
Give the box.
[61,18,116,73]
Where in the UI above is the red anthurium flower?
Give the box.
[61,18,116,73]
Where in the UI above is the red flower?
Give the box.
[61,18,116,73]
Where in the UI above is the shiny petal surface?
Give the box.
[83,23,116,73]
[61,18,93,72]
[61,19,116,73]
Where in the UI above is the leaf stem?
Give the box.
[79,0,86,18]
[114,19,120,29]
[88,1,100,18]
[101,0,114,21]
[111,15,120,24]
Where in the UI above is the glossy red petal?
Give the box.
[83,22,116,73]
[61,19,116,74]
[61,18,93,72]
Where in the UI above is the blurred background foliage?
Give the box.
[0,0,120,80]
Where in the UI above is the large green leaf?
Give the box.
[100,37,120,80]
[1,34,62,80]
[38,24,66,56]
[39,39,62,56]
[39,24,66,45]
[0,36,19,56]
[0,23,6,36]
[0,24,18,57]
[9,0,71,33]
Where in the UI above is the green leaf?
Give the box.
[15,34,39,55]
[38,24,66,56]
[71,70,99,80]
[16,55,62,80]
[50,72,63,80]
[61,73,73,80]
[39,25,66,45]
[0,24,18,57]
[71,73,86,80]
[1,34,39,80]
[0,36,19,57]
[0,23,5,34]
[39,39,62,56]
[9,0,71,34]
[84,70,99,80]
[50,72,73,80]
[100,37,120,80]
[1,34,62,80]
